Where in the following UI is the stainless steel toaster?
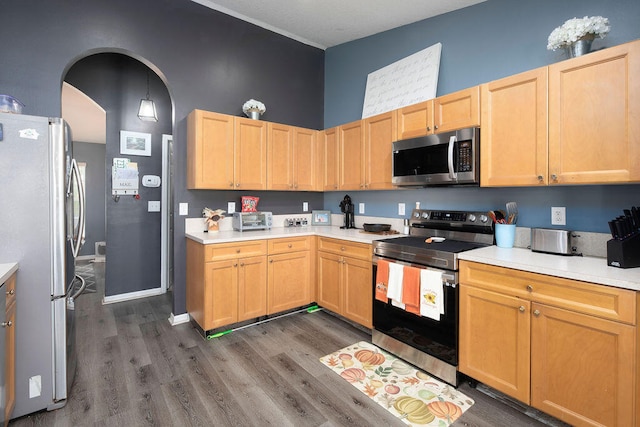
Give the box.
[530,228,574,255]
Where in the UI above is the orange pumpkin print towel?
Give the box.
[375,259,390,302]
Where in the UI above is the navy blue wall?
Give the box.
[324,0,640,233]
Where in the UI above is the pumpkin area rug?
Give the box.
[320,341,474,426]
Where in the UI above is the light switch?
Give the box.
[303,201,309,212]
[148,201,161,212]
[359,203,365,214]
[398,203,405,216]
[29,375,42,398]
[228,202,236,214]
[179,203,188,216]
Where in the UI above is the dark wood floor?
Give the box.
[9,261,566,426]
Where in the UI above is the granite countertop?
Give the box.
[458,246,640,291]
[0,263,18,285]
[186,225,405,245]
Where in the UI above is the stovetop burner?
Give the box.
[373,209,494,270]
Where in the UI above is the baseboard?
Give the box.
[102,287,164,304]
[169,312,190,326]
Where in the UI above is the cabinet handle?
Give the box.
[426,126,431,131]
[340,247,345,251]
[334,185,338,189]
[236,249,241,253]
[269,259,273,263]
[235,183,240,188]
[537,175,544,182]
[551,174,558,181]
[526,285,533,292]
[1,321,12,327]
[6,289,14,296]
[533,310,541,317]
[519,306,525,312]
[294,184,298,189]
[434,125,438,130]
[240,262,245,267]
[287,244,292,248]
[229,182,234,188]
[233,263,238,267]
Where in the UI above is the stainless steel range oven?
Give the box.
[372,209,493,386]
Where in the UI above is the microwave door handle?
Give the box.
[447,135,457,180]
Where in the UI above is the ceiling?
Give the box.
[192,0,486,49]
[61,82,106,144]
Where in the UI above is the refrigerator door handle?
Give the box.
[68,158,86,258]
[69,274,86,302]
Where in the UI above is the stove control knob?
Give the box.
[468,214,476,222]
[479,214,489,223]
[421,212,429,219]
[413,211,421,218]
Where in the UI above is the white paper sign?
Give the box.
[362,42,442,119]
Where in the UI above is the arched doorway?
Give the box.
[62,52,173,300]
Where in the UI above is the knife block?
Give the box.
[607,234,640,268]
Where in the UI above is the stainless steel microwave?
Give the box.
[392,127,480,186]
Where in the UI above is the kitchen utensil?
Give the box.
[363,223,391,232]
[425,236,445,243]
[488,210,498,223]
[506,201,518,224]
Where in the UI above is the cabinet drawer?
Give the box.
[4,273,16,309]
[268,237,310,254]
[204,240,267,261]
[460,261,636,324]
[317,237,371,260]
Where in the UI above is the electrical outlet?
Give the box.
[148,201,161,212]
[398,203,405,216]
[359,203,365,214]
[551,206,566,225]
[303,201,309,212]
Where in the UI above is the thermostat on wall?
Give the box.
[142,175,161,187]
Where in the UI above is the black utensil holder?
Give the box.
[607,234,640,268]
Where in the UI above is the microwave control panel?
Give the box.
[458,141,472,172]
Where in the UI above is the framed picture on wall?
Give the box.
[120,130,152,156]
[311,210,331,226]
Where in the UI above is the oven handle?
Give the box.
[372,255,457,287]
[447,135,457,181]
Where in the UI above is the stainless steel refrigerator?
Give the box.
[0,113,86,418]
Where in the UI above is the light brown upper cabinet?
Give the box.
[339,120,365,190]
[548,40,640,184]
[363,111,396,190]
[267,123,318,191]
[481,67,549,186]
[396,86,480,140]
[320,127,340,191]
[187,109,267,190]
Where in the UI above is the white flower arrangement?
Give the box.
[202,207,225,230]
[242,99,266,115]
[547,16,610,51]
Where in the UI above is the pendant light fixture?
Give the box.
[138,71,158,122]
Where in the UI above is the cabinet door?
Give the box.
[317,251,342,314]
[206,259,239,330]
[459,285,531,404]
[267,123,294,190]
[4,276,15,424]
[364,111,395,190]
[548,41,640,184]
[293,127,317,191]
[187,110,234,189]
[339,121,364,190]
[237,255,268,322]
[433,86,480,133]
[397,100,433,140]
[267,251,311,314]
[342,256,372,328]
[321,128,339,191]
[234,117,267,190]
[481,68,548,186]
[531,303,635,427]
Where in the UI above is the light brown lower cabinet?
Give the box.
[187,237,314,334]
[2,273,15,427]
[317,238,372,328]
[459,260,636,427]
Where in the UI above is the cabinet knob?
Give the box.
[235,183,240,188]
[269,259,273,263]
[236,249,241,253]
[6,289,14,296]
[340,247,345,251]
[294,184,298,189]
[551,174,558,181]
[1,321,12,327]
[434,125,438,130]
[287,244,292,248]
[334,185,338,189]
[233,263,238,267]
[426,126,431,131]
[519,306,525,312]
[240,262,245,267]
[533,309,541,317]
[526,285,533,292]
[537,175,544,182]
[229,182,234,188]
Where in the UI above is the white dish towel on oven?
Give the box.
[420,269,444,321]
[387,262,405,309]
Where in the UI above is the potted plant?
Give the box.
[242,99,266,119]
[547,16,610,57]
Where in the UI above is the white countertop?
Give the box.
[185,225,406,245]
[0,263,18,285]
[459,246,640,291]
